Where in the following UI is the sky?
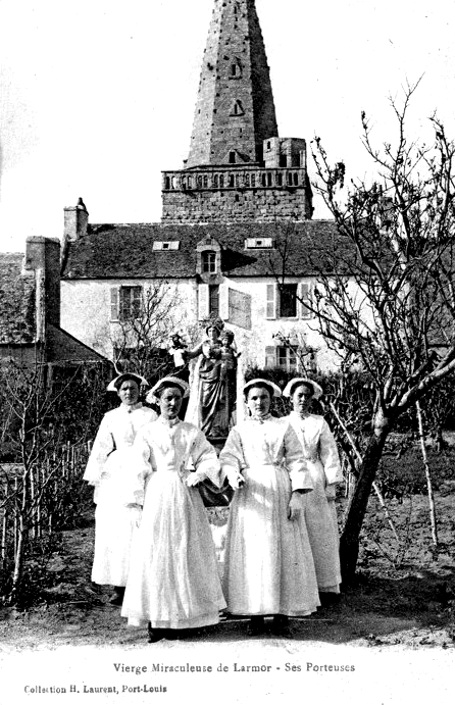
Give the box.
[0,0,454,253]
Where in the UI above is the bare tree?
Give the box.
[111,281,183,383]
[308,83,455,583]
[0,355,107,603]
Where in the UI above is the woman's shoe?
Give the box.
[109,587,125,606]
[162,629,182,641]
[319,592,341,607]
[271,614,292,637]
[147,623,164,643]
[247,616,265,637]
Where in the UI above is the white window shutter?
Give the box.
[219,284,229,321]
[266,283,277,319]
[132,286,142,318]
[110,287,119,321]
[299,282,312,319]
[265,346,276,368]
[198,283,210,320]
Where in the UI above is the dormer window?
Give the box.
[245,237,274,249]
[197,237,222,278]
[153,241,180,251]
[202,251,217,274]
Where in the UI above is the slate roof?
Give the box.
[0,253,36,344]
[0,252,108,363]
[61,220,356,280]
[46,325,108,364]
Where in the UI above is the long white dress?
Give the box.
[83,403,157,586]
[121,418,227,629]
[288,411,343,593]
[220,415,320,617]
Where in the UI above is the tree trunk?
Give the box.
[339,417,391,586]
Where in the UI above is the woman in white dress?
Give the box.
[220,378,320,636]
[121,376,226,642]
[83,372,157,605]
[283,377,343,599]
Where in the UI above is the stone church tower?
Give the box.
[162,0,313,223]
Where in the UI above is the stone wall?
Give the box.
[186,0,277,168]
[162,184,312,223]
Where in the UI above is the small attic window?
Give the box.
[245,238,274,249]
[153,241,180,251]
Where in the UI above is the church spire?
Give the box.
[185,0,278,168]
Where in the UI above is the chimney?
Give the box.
[24,237,61,331]
[64,197,89,242]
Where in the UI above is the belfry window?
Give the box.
[230,61,242,79]
[231,99,245,116]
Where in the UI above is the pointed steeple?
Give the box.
[186,0,278,168]
[161,0,313,223]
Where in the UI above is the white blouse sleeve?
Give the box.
[125,429,154,506]
[190,430,222,487]
[219,427,245,473]
[83,414,114,486]
[319,418,343,486]
[284,424,314,493]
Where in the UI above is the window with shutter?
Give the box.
[266,284,276,319]
[279,283,298,318]
[118,286,142,321]
[264,345,297,371]
[277,346,297,371]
